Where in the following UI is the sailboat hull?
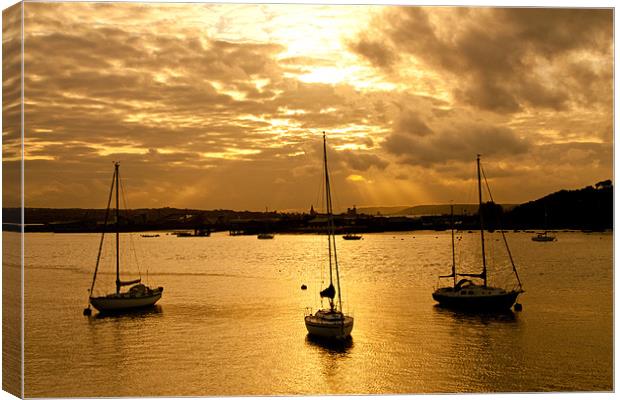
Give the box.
[432,287,520,311]
[532,235,556,242]
[305,311,353,340]
[90,287,163,312]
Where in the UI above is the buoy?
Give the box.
[83,307,92,316]
[514,303,523,312]
[301,284,307,290]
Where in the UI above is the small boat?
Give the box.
[257,233,274,239]
[342,233,362,240]
[84,162,163,315]
[531,231,556,242]
[432,155,524,312]
[531,210,556,241]
[175,228,210,237]
[140,234,160,238]
[305,132,354,340]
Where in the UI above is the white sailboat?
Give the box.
[83,162,163,315]
[304,132,354,340]
[432,155,524,311]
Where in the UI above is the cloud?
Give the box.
[350,7,613,114]
[393,109,433,137]
[11,3,613,210]
[339,151,388,171]
[384,122,529,167]
[347,34,399,70]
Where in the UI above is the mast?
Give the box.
[88,167,116,296]
[450,204,456,287]
[323,132,333,290]
[479,165,524,292]
[322,132,342,311]
[115,162,121,294]
[477,155,488,287]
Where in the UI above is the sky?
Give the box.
[2,3,614,211]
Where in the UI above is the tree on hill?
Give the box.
[506,181,612,230]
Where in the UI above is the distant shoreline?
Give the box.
[2,182,612,234]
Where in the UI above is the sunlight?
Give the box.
[298,67,351,85]
[346,174,366,182]
[93,144,148,156]
[201,148,261,160]
[333,143,371,151]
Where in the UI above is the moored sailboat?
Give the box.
[83,162,163,315]
[531,231,556,242]
[531,210,556,241]
[432,155,524,311]
[304,132,354,340]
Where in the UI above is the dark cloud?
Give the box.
[384,122,529,167]
[347,34,398,70]
[393,109,433,137]
[351,7,613,114]
[339,151,388,171]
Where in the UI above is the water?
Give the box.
[22,231,612,396]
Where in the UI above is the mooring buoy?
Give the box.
[301,284,307,290]
[514,303,523,312]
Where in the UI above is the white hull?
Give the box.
[90,287,163,312]
[305,311,353,339]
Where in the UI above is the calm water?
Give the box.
[22,230,612,396]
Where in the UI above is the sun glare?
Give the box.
[201,148,261,160]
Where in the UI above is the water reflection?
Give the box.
[305,334,353,354]
[433,305,518,324]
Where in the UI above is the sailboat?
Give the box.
[531,231,556,242]
[304,132,354,340]
[531,210,556,242]
[83,162,163,315]
[432,155,524,311]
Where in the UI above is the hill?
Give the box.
[505,180,612,230]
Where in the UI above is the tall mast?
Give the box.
[88,167,116,296]
[450,204,456,287]
[323,132,333,289]
[323,132,342,311]
[476,155,488,287]
[115,162,120,294]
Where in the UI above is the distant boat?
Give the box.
[432,155,524,311]
[140,234,160,238]
[257,233,274,239]
[305,132,354,340]
[342,233,362,240]
[175,228,210,237]
[531,231,556,242]
[84,162,163,315]
[531,209,556,242]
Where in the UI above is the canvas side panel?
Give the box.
[2,2,24,398]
